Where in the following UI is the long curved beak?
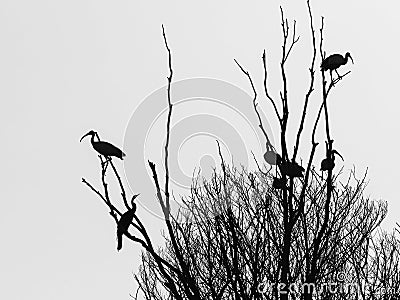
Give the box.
[333,150,344,161]
[80,132,91,142]
[349,54,354,64]
[131,194,140,202]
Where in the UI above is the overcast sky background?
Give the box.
[0,0,399,299]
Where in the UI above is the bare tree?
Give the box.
[81,1,398,300]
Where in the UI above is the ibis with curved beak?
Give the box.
[321,149,344,171]
[117,194,140,251]
[321,52,354,80]
[80,130,126,160]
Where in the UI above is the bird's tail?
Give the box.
[120,152,126,160]
[117,231,123,251]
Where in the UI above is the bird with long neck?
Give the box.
[116,194,140,251]
[80,130,126,160]
[321,52,354,81]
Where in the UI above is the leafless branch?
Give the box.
[162,24,173,215]
[262,50,282,125]
[109,160,130,209]
[293,0,317,161]
[234,58,274,151]
[284,19,300,62]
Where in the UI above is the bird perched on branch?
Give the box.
[80,130,126,160]
[278,160,305,178]
[320,158,334,171]
[321,52,354,80]
[117,194,140,251]
[321,149,344,171]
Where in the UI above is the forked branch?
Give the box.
[234,58,274,150]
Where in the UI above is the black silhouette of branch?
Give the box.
[162,24,173,216]
[262,50,282,125]
[146,25,202,300]
[279,6,299,161]
[109,160,130,209]
[216,139,229,190]
[81,177,118,223]
[234,58,274,151]
[293,0,316,161]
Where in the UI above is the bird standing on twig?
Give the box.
[117,194,140,251]
[80,130,126,160]
[320,149,344,172]
[321,52,354,81]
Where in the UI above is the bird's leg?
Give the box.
[329,70,333,83]
[103,156,112,168]
[100,155,108,169]
[335,69,342,80]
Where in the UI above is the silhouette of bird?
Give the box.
[320,150,344,172]
[321,52,354,79]
[117,194,140,251]
[80,130,126,160]
[272,177,286,190]
[264,150,282,165]
[278,161,305,178]
[320,158,334,171]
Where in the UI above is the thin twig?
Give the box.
[279,6,291,161]
[251,150,270,176]
[262,50,282,125]
[234,58,273,150]
[162,24,173,216]
[148,160,167,214]
[110,160,130,209]
[216,140,227,186]
[293,0,316,161]
[284,20,300,62]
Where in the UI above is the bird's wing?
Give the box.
[321,54,342,70]
[117,210,135,232]
[95,141,123,156]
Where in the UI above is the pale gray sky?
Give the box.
[0,0,399,299]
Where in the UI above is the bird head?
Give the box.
[130,193,140,208]
[346,52,354,64]
[80,130,97,142]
